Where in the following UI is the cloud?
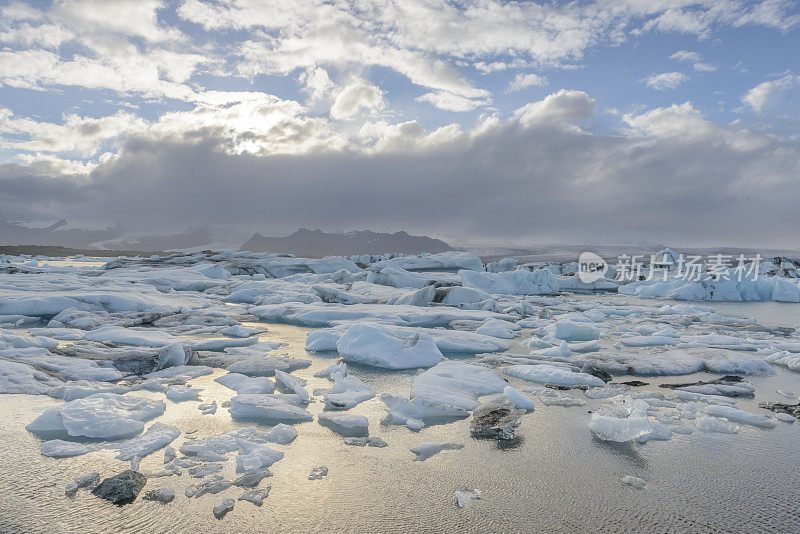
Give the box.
[415,91,490,112]
[507,73,549,92]
[644,72,690,91]
[741,73,800,113]
[669,50,717,72]
[2,90,799,248]
[330,82,385,119]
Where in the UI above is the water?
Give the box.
[2,309,800,533]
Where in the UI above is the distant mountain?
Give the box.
[0,220,124,248]
[101,227,212,251]
[240,228,453,256]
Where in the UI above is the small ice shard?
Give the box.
[410,442,464,461]
[504,364,605,388]
[694,416,739,434]
[502,386,535,411]
[704,405,776,429]
[775,413,796,423]
[91,470,147,505]
[381,394,468,431]
[314,362,347,379]
[165,385,201,402]
[455,488,480,508]
[308,466,328,480]
[213,498,235,519]
[226,356,311,377]
[318,413,369,436]
[470,396,524,440]
[620,475,646,489]
[229,394,313,423]
[198,400,217,414]
[233,469,272,488]
[239,487,271,506]
[344,436,388,447]
[65,472,99,497]
[164,446,176,464]
[142,488,175,503]
[41,440,99,458]
[114,422,180,461]
[215,372,275,394]
[320,372,375,409]
[263,423,299,444]
[274,370,310,403]
[185,476,232,498]
[236,440,284,473]
[189,463,223,478]
[588,395,671,443]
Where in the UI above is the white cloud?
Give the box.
[644,72,690,91]
[415,91,489,112]
[514,90,595,126]
[507,73,549,92]
[742,73,800,113]
[670,50,717,72]
[330,82,385,119]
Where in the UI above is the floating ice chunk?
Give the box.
[238,487,271,506]
[704,405,776,428]
[775,413,796,423]
[411,361,507,410]
[455,488,480,508]
[320,372,375,409]
[65,472,100,497]
[381,394,468,430]
[440,287,493,306]
[695,415,739,434]
[186,476,232,498]
[225,356,311,377]
[475,319,517,339]
[470,396,524,440]
[233,469,272,488]
[114,422,181,461]
[620,335,679,347]
[274,370,310,403]
[230,394,313,423]
[502,386,535,411]
[313,362,347,379]
[460,269,559,296]
[765,351,800,372]
[344,436,388,447]
[143,488,175,503]
[213,498,235,519]
[84,325,180,347]
[544,320,599,342]
[2,347,124,382]
[198,263,231,280]
[318,413,369,436]
[308,466,328,480]
[588,396,671,443]
[41,439,99,458]
[199,400,217,414]
[28,327,84,341]
[215,372,275,394]
[263,423,298,444]
[189,463,223,478]
[336,323,443,369]
[235,439,284,472]
[165,385,201,402]
[368,251,484,273]
[27,393,165,440]
[620,475,646,489]
[0,359,63,394]
[504,364,605,388]
[526,387,585,407]
[410,442,464,461]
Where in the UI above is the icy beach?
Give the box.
[1,250,800,532]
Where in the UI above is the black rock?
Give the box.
[91,470,147,505]
[620,380,649,387]
[759,402,800,418]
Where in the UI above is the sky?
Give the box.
[0,0,799,248]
